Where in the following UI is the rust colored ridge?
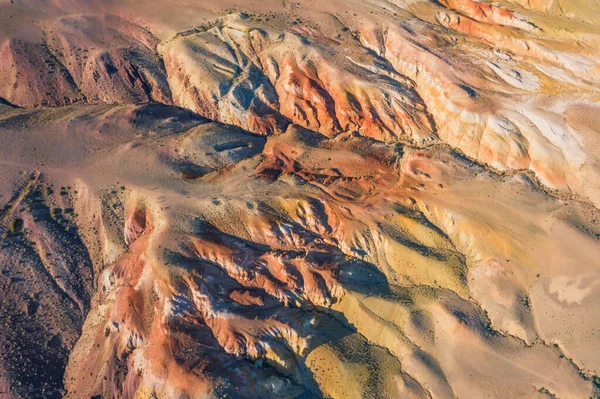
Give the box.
[64,202,157,399]
[157,8,600,205]
[438,0,536,31]
[1,3,597,203]
[229,289,266,306]
[0,111,595,397]
[359,18,600,205]
[160,13,436,143]
[124,207,148,246]
[63,206,352,398]
[56,143,598,398]
[256,127,402,201]
[0,1,599,398]
[188,232,343,308]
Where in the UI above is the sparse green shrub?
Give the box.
[9,218,23,233]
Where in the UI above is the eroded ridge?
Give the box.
[0,0,599,398]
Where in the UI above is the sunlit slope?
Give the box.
[0,0,599,398]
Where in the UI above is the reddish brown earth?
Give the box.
[0,0,600,398]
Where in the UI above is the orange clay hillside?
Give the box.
[0,0,599,398]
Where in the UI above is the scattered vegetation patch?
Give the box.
[9,218,24,233]
[537,387,557,398]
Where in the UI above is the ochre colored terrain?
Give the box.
[0,0,599,398]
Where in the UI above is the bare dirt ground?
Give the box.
[0,0,599,398]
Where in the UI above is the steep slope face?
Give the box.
[2,0,599,204]
[0,173,93,399]
[366,0,600,205]
[0,13,171,107]
[43,14,172,105]
[156,5,600,209]
[160,13,436,142]
[0,103,598,398]
[0,0,599,398]
[0,103,205,398]
[0,37,84,108]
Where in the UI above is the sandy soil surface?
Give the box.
[0,0,599,398]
